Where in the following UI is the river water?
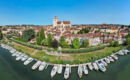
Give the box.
[0,47,130,80]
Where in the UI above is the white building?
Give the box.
[53,16,71,28]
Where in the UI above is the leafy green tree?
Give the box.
[126,35,130,45]
[41,39,48,46]
[113,41,119,47]
[109,41,114,47]
[72,38,80,49]
[52,39,58,48]
[81,39,89,47]
[95,30,100,33]
[47,33,52,47]
[0,29,3,40]
[39,28,45,43]
[22,29,35,41]
[59,36,69,48]
[36,37,41,45]
[78,28,90,34]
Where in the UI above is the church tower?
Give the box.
[53,16,58,27]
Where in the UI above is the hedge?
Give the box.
[11,39,42,50]
[60,45,106,53]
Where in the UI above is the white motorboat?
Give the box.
[51,65,58,78]
[118,50,124,55]
[87,63,93,71]
[78,64,83,78]
[57,64,63,74]
[12,51,18,57]
[108,56,114,62]
[24,57,33,65]
[111,54,118,60]
[21,55,29,61]
[16,52,22,57]
[96,60,106,72]
[101,59,107,66]
[122,50,128,55]
[38,62,46,71]
[82,64,88,75]
[92,62,99,71]
[64,64,70,79]
[104,58,110,64]
[32,61,42,70]
[16,54,26,61]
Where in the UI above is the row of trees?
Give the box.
[109,41,119,47]
[0,29,3,40]
[21,28,90,49]
[35,29,89,49]
[78,28,90,34]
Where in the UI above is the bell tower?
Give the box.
[53,16,58,27]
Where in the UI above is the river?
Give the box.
[0,47,130,80]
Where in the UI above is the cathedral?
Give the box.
[53,16,71,28]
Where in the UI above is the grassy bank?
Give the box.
[6,42,122,64]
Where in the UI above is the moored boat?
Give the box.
[87,63,93,71]
[104,58,110,64]
[101,59,107,66]
[111,54,118,60]
[51,65,58,78]
[108,56,114,62]
[24,57,33,65]
[64,64,70,79]
[92,62,99,71]
[38,62,46,71]
[21,55,29,61]
[82,64,88,76]
[96,60,106,72]
[57,64,63,74]
[78,64,83,78]
[32,61,42,70]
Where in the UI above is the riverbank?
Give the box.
[4,42,122,65]
[0,47,130,80]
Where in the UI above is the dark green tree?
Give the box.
[0,29,3,40]
[36,37,41,45]
[81,39,89,47]
[47,33,52,47]
[72,38,80,49]
[113,41,119,47]
[78,28,90,34]
[126,34,130,45]
[52,39,58,48]
[39,28,45,44]
[22,29,35,41]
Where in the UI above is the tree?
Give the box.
[39,28,45,44]
[52,39,58,48]
[41,39,48,46]
[36,37,41,45]
[126,34,130,45]
[59,36,69,48]
[72,38,80,49]
[47,33,52,47]
[22,29,35,41]
[113,41,119,47]
[95,30,100,33]
[0,29,3,40]
[78,28,90,34]
[81,39,89,47]
[109,41,114,47]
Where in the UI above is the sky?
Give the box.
[0,0,130,25]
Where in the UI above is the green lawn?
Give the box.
[7,42,122,64]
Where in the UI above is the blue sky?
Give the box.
[0,0,130,25]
